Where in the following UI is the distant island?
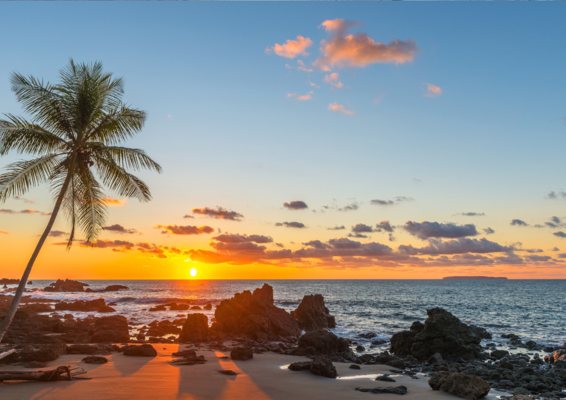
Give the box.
[442,276,507,280]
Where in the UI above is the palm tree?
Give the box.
[0,60,162,343]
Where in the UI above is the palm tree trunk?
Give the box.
[0,171,73,343]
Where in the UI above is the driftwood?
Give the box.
[0,349,16,361]
[0,365,87,382]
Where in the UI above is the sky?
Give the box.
[0,2,566,280]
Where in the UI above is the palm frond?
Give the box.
[86,143,162,172]
[0,155,63,202]
[85,107,146,145]
[94,156,153,202]
[0,114,69,156]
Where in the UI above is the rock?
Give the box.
[468,325,492,340]
[288,361,312,371]
[355,386,408,395]
[310,358,337,379]
[169,303,189,311]
[98,305,116,313]
[428,353,444,365]
[508,396,532,400]
[89,315,130,343]
[291,294,336,331]
[491,349,509,360]
[295,330,349,355]
[231,347,253,361]
[211,284,301,340]
[391,308,483,361]
[375,375,396,382]
[23,361,47,368]
[149,305,167,312]
[66,344,100,355]
[54,299,106,312]
[82,356,108,364]
[179,313,209,342]
[43,279,89,292]
[218,369,238,375]
[410,321,424,332]
[14,340,67,362]
[349,364,361,369]
[428,372,490,400]
[204,304,212,310]
[123,344,157,357]
[104,285,129,291]
[190,306,202,310]
[356,345,365,352]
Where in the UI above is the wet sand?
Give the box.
[0,344,510,400]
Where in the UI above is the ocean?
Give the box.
[17,279,566,348]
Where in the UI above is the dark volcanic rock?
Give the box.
[44,279,89,292]
[11,339,67,363]
[349,364,361,369]
[204,304,212,310]
[82,356,108,364]
[295,330,349,355]
[179,313,209,342]
[291,294,336,331]
[490,349,509,360]
[89,315,130,343]
[428,372,490,400]
[218,369,238,376]
[231,347,253,361]
[66,344,100,355]
[391,308,483,361]
[288,361,312,371]
[211,284,300,340]
[123,344,157,357]
[375,375,396,382]
[468,324,492,340]
[169,303,190,311]
[149,305,167,312]
[310,358,337,379]
[355,386,408,395]
[98,305,116,313]
[104,285,129,291]
[55,299,106,312]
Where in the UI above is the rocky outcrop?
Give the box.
[291,294,336,331]
[104,285,129,291]
[211,284,301,340]
[54,299,107,312]
[288,358,337,379]
[169,303,189,311]
[149,305,167,312]
[82,356,108,364]
[231,347,253,361]
[429,372,491,400]
[294,329,349,355]
[355,387,408,395]
[122,344,157,357]
[44,279,89,292]
[390,308,483,361]
[89,316,130,343]
[179,313,209,342]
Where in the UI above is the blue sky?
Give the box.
[0,2,565,279]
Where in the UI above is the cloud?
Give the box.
[287,91,313,101]
[155,225,215,235]
[553,231,566,238]
[328,102,354,115]
[338,202,359,212]
[275,221,306,229]
[297,60,313,72]
[352,223,374,233]
[183,215,195,219]
[191,206,244,221]
[314,19,419,70]
[267,36,313,59]
[483,227,495,235]
[552,247,560,251]
[327,225,345,230]
[307,80,320,88]
[370,197,414,207]
[404,221,478,240]
[284,200,308,210]
[102,224,137,234]
[423,83,442,98]
[458,212,485,217]
[323,73,343,89]
[103,197,126,206]
[375,221,394,233]
[510,219,528,227]
[0,209,50,216]
[545,191,566,200]
[558,253,566,258]
[0,230,8,235]
[14,196,34,204]
[398,237,513,255]
[373,94,386,105]
[48,230,67,238]
[412,178,422,184]
[54,239,136,251]
[213,233,273,244]
[348,233,368,239]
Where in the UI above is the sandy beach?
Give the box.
[0,344,511,400]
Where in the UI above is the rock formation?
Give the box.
[294,329,349,355]
[291,294,336,331]
[179,313,209,342]
[429,372,491,400]
[89,316,130,343]
[43,279,89,292]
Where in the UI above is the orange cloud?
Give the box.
[423,83,442,97]
[328,102,355,115]
[191,206,243,221]
[267,36,313,59]
[0,230,9,235]
[0,209,50,216]
[323,73,343,89]
[297,60,313,72]
[103,197,127,206]
[307,80,320,88]
[155,224,215,235]
[314,19,419,70]
[286,91,313,101]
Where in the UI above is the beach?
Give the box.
[0,344,511,400]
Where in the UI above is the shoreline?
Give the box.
[0,344,511,400]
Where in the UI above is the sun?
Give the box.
[189,268,198,277]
